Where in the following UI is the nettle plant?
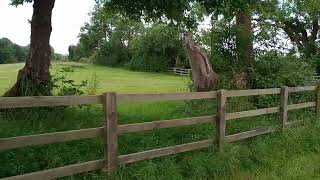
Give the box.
[52,66,99,96]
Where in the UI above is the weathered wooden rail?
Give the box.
[0,85,319,179]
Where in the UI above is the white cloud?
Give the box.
[0,0,95,54]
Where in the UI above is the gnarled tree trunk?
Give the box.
[183,32,219,92]
[4,0,55,97]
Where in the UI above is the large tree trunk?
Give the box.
[183,32,219,92]
[4,0,55,97]
[236,11,255,70]
[233,11,254,89]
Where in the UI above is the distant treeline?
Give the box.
[0,38,67,64]
[68,22,189,72]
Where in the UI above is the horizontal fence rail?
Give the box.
[0,85,319,179]
[226,107,280,120]
[0,127,104,151]
[225,127,276,142]
[118,116,214,134]
[119,139,212,164]
[1,160,104,180]
[226,88,281,97]
[117,91,217,102]
[0,95,102,109]
[288,86,316,93]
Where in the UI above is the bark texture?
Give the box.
[183,32,219,92]
[236,11,255,70]
[5,0,55,96]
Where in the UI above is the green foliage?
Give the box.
[308,54,320,75]
[52,66,88,96]
[70,6,144,66]
[249,53,314,89]
[128,24,187,72]
[0,37,65,64]
[51,65,99,96]
[200,18,238,75]
[86,73,99,95]
[68,45,83,61]
[94,39,130,66]
[17,78,52,96]
[248,53,314,108]
[0,38,28,64]
[101,0,192,23]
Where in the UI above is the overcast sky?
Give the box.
[0,0,95,54]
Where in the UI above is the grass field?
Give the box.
[0,62,189,95]
[1,62,320,179]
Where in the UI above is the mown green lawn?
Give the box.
[1,62,320,180]
[0,62,189,95]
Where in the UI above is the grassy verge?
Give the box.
[0,100,319,179]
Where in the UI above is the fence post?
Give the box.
[216,89,226,152]
[103,92,118,175]
[317,83,320,117]
[280,86,288,130]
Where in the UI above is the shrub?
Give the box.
[127,24,187,72]
[94,37,130,66]
[248,53,314,108]
[249,53,313,88]
[52,65,99,96]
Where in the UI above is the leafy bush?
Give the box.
[248,53,314,108]
[249,54,314,88]
[307,53,320,75]
[127,24,187,72]
[52,66,88,95]
[94,37,130,66]
[52,66,99,96]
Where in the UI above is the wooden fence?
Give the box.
[0,85,319,179]
[170,68,191,76]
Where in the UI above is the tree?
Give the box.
[69,5,144,65]
[236,10,254,69]
[5,0,55,96]
[0,38,16,64]
[275,0,319,58]
[0,38,28,64]
[101,0,260,87]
